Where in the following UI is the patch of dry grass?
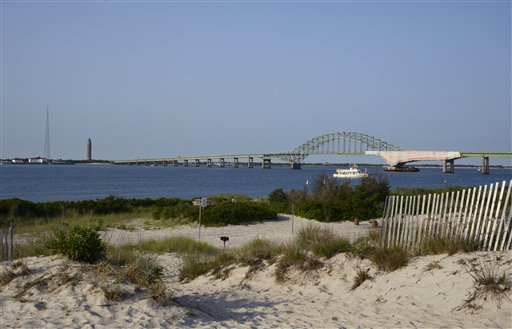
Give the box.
[351,267,372,290]
[463,260,511,308]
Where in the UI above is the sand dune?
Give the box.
[1,218,511,328]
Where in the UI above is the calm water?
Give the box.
[1,164,511,202]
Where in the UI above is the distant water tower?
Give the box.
[87,138,92,161]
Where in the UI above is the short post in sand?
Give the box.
[220,236,229,252]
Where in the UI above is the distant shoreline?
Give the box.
[2,160,510,169]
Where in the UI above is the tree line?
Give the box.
[0,173,390,227]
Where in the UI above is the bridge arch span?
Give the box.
[268,132,401,163]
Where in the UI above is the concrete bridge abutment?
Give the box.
[442,159,455,174]
[262,158,271,169]
[482,157,490,175]
[233,157,239,168]
[248,157,254,168]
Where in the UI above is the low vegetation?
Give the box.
[351,267,372,290]
[46,225,106,263]
[419,236,480,256]
[1,225,169,305]
[268,173,390,222]
[463,260,511,308]
[202,201,278,226]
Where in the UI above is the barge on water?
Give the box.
[384,165,419,172]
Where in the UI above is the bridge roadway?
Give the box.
[113,132,512,173]
[114,153,275,169]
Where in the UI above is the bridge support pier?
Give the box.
[207,159,212,167]
[184,160,189,167]
[482,157,490,175]
[233,157,239,168]
[195,159,200,167]
[442,159,455,174]
[291,162,301,169]
[220,158,225,168]
[248,157,253,168]
[262,158,271,169]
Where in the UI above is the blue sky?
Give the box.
[1,1,511,165]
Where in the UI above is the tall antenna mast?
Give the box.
[44,106,50,159]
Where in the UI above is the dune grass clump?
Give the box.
[234,238,281,266]
[179,253,235,282]
[351,267,372,290]
[419,236,480,256]
[464,261,511,308]
[275,244,323,283]
[296,225,351,259]
[119,236,219,256]
[179,238,283,282]
[0,260,31,285]
[368,246,409,272]
[93,250,168,305]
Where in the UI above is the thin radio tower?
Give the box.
[44,106,50,159]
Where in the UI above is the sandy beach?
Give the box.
[1,217,511,328]
[102,215,373,248]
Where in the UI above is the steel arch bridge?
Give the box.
[266,132,401,163]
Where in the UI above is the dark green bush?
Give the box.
[202,201,277,226]
[268,189,288,213]
[46,225,106,263]
[270,173,390,223]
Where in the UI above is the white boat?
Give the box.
[333,164,368,179]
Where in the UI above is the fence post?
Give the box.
[495,180,512,251]
[468,186,483,242]
[410,195,421,251]
[0,228,4,260]
[8,223,13,260]
[475,184,492,244]
[416,194,428,249]
[399,196,409,248]
[483,183,500,250]
[457,189,468,237]
[487,181,506,250]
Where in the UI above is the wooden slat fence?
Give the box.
[0,223,14,261]
[381,180,512,252]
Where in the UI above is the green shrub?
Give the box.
[47,225,106,263]
[267,189,289,213]
[351,240,376,259]
[202,201,277,226]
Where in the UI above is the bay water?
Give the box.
[1,164,511,202]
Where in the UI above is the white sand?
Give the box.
[102,215,373,248]
[1,218,511,328]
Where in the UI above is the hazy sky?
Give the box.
[1,1,511,165]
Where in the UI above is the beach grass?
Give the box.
[115,236,219,256]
